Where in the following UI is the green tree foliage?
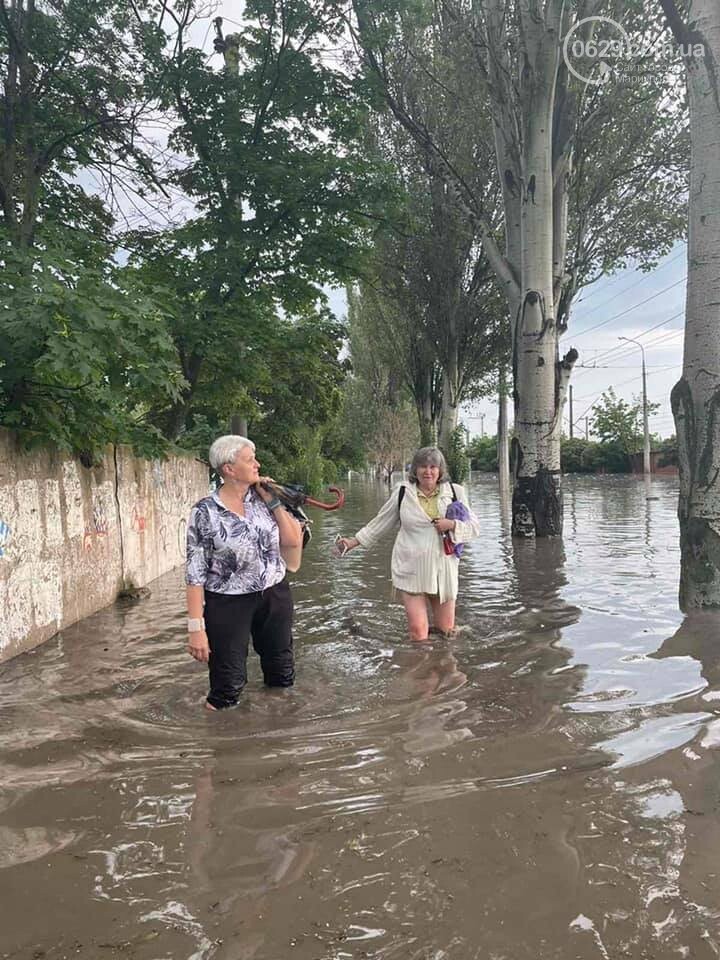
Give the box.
[0,0,164,251]
[468,435,499,472]
[0,1,385,471]
[591,388,661,458]
[445,425,469,483]
[560,436,673,475]
[122,0,388,450]
[470,433,673,476]
[352,16,509,449]
[0,243,182,456]
[341,283,419,477]
[560,438,604,474]
[249,312,349,484]
[0,0,179,456]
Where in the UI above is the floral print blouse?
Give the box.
[186,488,285,595]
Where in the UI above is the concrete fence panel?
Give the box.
[0,430,208,662]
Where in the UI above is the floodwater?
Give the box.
[2,475,720,960]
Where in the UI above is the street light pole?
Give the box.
[618,336,651,477]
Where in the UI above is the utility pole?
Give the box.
[479,413,486,438]
[569,385,574,438]
[230,416,248,436]
[619,336,651,476]
[213,18,241,73]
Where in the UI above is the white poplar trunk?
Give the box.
[508,1,576,536]
[418,389,435,446]
[438,364,460,453]
[498,377,511,494]
[666,0,720,608]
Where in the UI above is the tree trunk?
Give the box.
[509,4,576,537]
[417,370,436,445]
[164,351,202,439]
[661,0,720,608]
[478,0,577,537]
[497,373,511,495]
[438,363,459,452]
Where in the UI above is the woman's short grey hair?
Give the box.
[208,435,255,474]
[408,446,450,484]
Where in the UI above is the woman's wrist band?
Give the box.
[188,616,205,633]
[266,497,282,511]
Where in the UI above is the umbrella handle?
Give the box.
[262,481,345,511]
[304,486,345,511]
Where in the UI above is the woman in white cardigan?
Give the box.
[337,447,480,641]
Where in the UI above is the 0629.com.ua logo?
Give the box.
[563,16,705,86]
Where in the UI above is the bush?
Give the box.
[560,437,630,473]
[595,440,631,473]
[445,426,470,482]
[283,428,338,494]
[467,435,498,472]
[561,438,599,473]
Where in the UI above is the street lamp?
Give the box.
[618,336,651,477]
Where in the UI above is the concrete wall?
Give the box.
[0,430,208,662]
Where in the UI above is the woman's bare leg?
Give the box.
[429,596,456,634]
[400,591,430,641]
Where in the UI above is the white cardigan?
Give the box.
[354,481,480,603]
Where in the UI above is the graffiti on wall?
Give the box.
[0,520,11,558]
[177,517,187,559]
[131,501,147,533]
[93,498,109,536]
[152,460,167,491]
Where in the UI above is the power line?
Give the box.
[595,328,683,367]
[574,248,686,314]
[582,312,684,366]
[568,278,686,340]
[576,362,681,369]
[573,364,681,422]
[200,17,214,51]
[608,330,684,366]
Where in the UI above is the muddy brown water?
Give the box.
[2,474,720,960]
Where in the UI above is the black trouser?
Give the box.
[204,579,295,709]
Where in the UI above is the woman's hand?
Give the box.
[432,518,456,534]
[188,630,210,663]
[254,476,277,504]
[336,536,360,554]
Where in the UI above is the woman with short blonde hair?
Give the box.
[185,435,303,710]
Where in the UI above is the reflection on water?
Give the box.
[1,475,720,958]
